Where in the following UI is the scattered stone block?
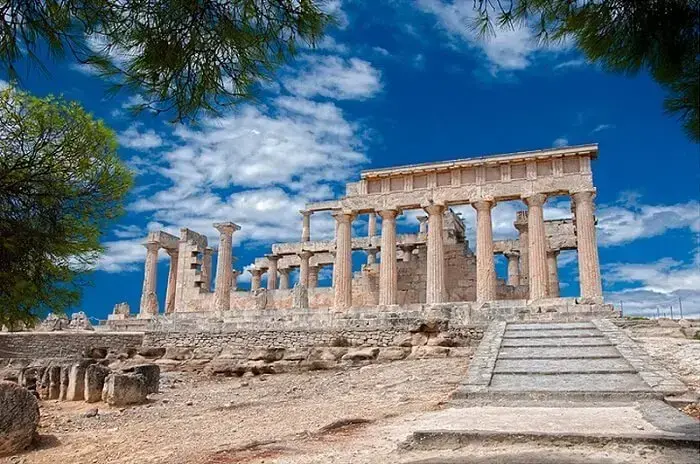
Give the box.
[205,359,245,377]
[66,363,87,401]
[137,347,166,358]
[84,365,111,403]
[427,333,455,347]
[123,364,160,394]
[69,311,94,331]
[282,349,309,361]
[392,333,413,347]
[341,348,380,363]
[408,346,450,359]
[102,373,148,406]
[0,381,40,457]
[164,347,193,360]
[377,347,409,362]
[411,332,429,346]
[83,347,108,359]
[248,348,284,362]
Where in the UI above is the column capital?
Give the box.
[547,249,560,257]
[377,208,400,220]
[422,203,445,216]
[299,210,313,217]
[143,241,160,252]
[571,190,596,204]
[265,254,280,263]
[523,193,547,207]
[279,267,291,275]
[417,215,428,223]
[471,199,495,211]
[504,250,520,259]
[298,250,314,259]
[165,247,179,258]
[214,222,241,235]
[249,268,264,277]
[203,247,214,256]
[332,210,356,223]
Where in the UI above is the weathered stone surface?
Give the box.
[377,346,410,361]
[48,365,61,400]
[392,333,413,347]
[341,347,379,362]
[282,349,309,361]
[58,365,69,400]
[137,347,166,358]
[123,364,160,394]
[164,347,193,360]
[85,364,111,403]
[408,346,450,359]
[292,284,309,309]
[192,347,222,359]
[36,313,70,331]
[83,347,108,359]
[102,373,148,406]
[37,367,50,400]
[243,360,274,375]
[270,360,300,374]
[248,348,285,362]
[411,332,429,346]
[69,311,94,331]
[205,359,244,377]
[0,382,40,457]
[427,333,455,347]
[66,363,87,401]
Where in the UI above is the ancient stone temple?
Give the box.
[131,144,606,321]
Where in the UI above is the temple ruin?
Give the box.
[130,144,606,320]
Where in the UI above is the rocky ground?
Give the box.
[3,326,699,464]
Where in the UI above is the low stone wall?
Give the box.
[0,332,144,360]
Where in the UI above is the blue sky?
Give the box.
[3,0,699,320]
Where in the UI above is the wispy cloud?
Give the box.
[554,59,587,71]
[283,55,382,100]
[553,137,569,147]
[592,123,615,133]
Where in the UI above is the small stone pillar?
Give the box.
[213,222,240,311]
[249,268,263,291]
[201,247,214,292]
[139,241,160,318]
[368,212,377,237]
[279,268,291,290]
[514,211,529,285]
[424,203,446,304]
[473,200,496,302]
[298,250,313,287]
[309,265,320,288]
[400,245,415,263]
[524,194,548,300]
[547,250,560,298]
[366,247,378,265]
[572,191,603,299]
[164,249,179,314]
[417,216,428,236]
[266,255,280,290]
[333,211,355,309]
[504,251,520,286]
[378,209,399,305]
[300,210,312,242]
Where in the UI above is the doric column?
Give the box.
[368,212,377,237]
[201,247,213,292]
[524,194,548,300]
[572,191,603,299]
[514,211,529,284]
[164,249,179,314]
[266,255,279,290]
[417,216,428,236]
[504,251,520,287]
[300,210,312,242]
[279,268,291,290]
[378,209,399,305]
[547,250,560,297]
[473,200,496,302]
[333,211,355,309]
[139,241,160,318]
[424,204,446,304]
[400,245,415,263]
[249,268,263,291]
[366,247,378,265]
[213,222,240,311]
[309,265,320,288]
[298,250,313,287]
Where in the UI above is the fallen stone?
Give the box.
[408,346,450,359]
[0,381,40,457]
[411,332,429,346]
[163,347,193,361]
[282,348,309,361]
[137,347,166,358]
[192,347,222,359]
[341,348,380,363]
[84,408,99,418]
[244,360,274,375]
[682,327,700,339]
[205,359,245,377]
[427,333,455,347]
[102,373,148,406]
[84,364,111,403]
[218,347,247,359]
[447,347,473,357]
[248,348,285,362]
[123,364,160,394]
[270,360,300,374]
[377,347,410,362]
[392,333,413,347]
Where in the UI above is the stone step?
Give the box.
[507,322,596,331]
[498,346,622,359]
[493,358,635,375]
[501,338,613,348]
[489,373,652,393]
[503,329,603,338]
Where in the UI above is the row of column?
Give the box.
[329,190,602,308]
[250,258,323,291]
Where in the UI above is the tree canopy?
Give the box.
[0,0,331,121]
[0,88,132,328]
[473,0,700,142]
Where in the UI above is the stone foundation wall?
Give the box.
[0,332,144,359]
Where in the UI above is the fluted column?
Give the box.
[279,268,291,289]
[250,268,263,291]
[309,265,320,288]
[201,247,213,292]
[473,200,496,302]
[378,209,399,305]
[424,204,446,304]
[514,212,529,285]
[298,250,313,287]
[333,211,355,309]
[572,191,603,299]
[164,249,179,314]
[504,251,520,286]
[214,222,240,311]
[266,255,279,290]
[301,210,312,242]
[139,242,160,318]
[368,212,377,237]
[524,194,548,300]
[366,247,378,265]
[547,250,560,297]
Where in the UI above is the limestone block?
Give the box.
[411,332,429,346]
[37,367,51,400]
[137,347,166,358]
[0,381,40,457]
[48,365,61,400]
[408,346,450,359]
[243,360,274,375]
[205,359,245,377]
[682,327,700,339]
[270,360,300,374]
[341,347,379,363]
[101,373,148,406]
[123,364,160,394]
[58,365,69,401]
[248,348,285,362]
[283,349,310,361]
[66,363,87,401]
[193,347,222,359]
[153,359,182,373]
[427,333,455,347]
[164,347,193,360]
[84,364,111,403]
[377,347,410,361]
[218,347,247,359]
[392,333,413,347]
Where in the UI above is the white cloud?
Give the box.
[592,123,615,133]
[283,55,382,100]
[316,36,349,54]
[118,123,164,151]
[321,0,349,29]
[413,53,426,69]
[554,59,587,70]
[112,224,144,239]
[372,46,391,57]
[553,137,569,147]
[416,0,570,72]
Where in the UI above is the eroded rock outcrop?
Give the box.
[0,381,40,456]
